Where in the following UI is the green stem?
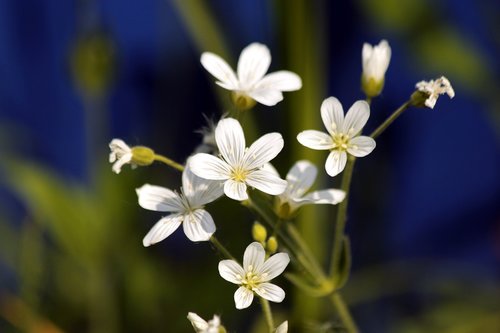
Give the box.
[260,298,274,333]
[210,236,237,262]
[329,293,359,333]
[370,101,411,139]
[329,157,356,278]
[153,154,184,172]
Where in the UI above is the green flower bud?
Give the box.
[252,222,267,243]
[266,236,278,254]
[361,75,385,98]
[131,146,155,166]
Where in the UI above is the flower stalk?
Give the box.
[153,154,185,172]
[369,101,411,139]
[260,298,275,333]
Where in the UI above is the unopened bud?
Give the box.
[266,236,278,254]
[252,222,267,243]
[131,146,155,166]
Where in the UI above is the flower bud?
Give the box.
[361,40,391,98]
[266,236,278,254]
[252,222,267,243]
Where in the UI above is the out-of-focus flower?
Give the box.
[361,40,391,97]
[218,242,290,309]
[297,97,376,177]
[275,321,288,333]
[266,160,346,218]
[137,162,223,245]
[109,139,155,174]
[201,43,302,109]
[413,76,455,109]
[187,312,225,333]
[190,118,287,201]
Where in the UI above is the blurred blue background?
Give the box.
[0,0,499,332]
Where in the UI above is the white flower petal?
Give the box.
[183,209,215,242]
[136,184,184,212]
[246,169,287,196]
[218,260,245,284]
[343,101,370,136]
[325,150,347,177]
[247,88,283,106]
[258,253,290,282]
[255,70,302,92]
[189,153,231,181]
[347,136,376,157]
[183,160,224,206]
[142,214,183,247]
[297,130,334,150]
[237,43,271,88]
[254,283,285,303]
[234,286,254,309]
[243,133,284,170]
[187,312,209,331]
[201,52,238,89]
[111,153,132,174]
[321,97,345,136]
[261,162,280,178]
[276,321,288,333]
[215,118,246,166]
[298,189,346,206]
[362,40,391,81]
[285,160,317,198]
[224,179,248,201]
[243,242,266,272]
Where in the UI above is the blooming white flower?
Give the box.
[218,242,290,309]
[109,139,133,174]
[137,162,223,245]
[415,76,455,109]
[266,161,346,217]
[297,97,376,177]
[275,321,288,333]
[187,312,222,333]
[190,118,287,201]
[201,42,302,108]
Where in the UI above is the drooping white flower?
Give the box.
[265,161,346,217]
[137,161,223,245]
[187,312,223,333]
[275,321,288,333]
[297,97,376,177]
[218,242,290,309]
[190,118,287,201]
[109,139,155,174]
[201,43,302,108]
[415,76,455,109]
[109,139,133,174]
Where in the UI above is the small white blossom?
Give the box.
[297,97,376,177]
[266,161,346,216]
[109,139,133,174]
[275,321,288,333]
[187,312,222,333]
[218,242,290,309]
[201,43,302,107]
[137,161,223,245]
[190,118,287,201]
[362,40,391,85]
[415,76,455,109]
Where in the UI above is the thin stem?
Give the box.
[329,293,359,333]
[209,236,237,261]
[329,157,356,277]
[370,101,411,139]
[153,154,184,172]
[260,298,274,333]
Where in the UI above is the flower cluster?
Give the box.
[108,40,453,332]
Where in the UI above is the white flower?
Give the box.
[415,76,455,109]
[266,161,346,216]
[297,97,376,177]
[218,242,290,309]
[137,162,223,245]
[275,321,288,333]
[187,312,222,333]
[362,40,391,84]
[109,139,133,174]
[201,42,302,107]
[190,118,287,201]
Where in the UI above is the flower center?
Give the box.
[238,265,262,290]
[231,167,248,182]
[332,133,350,151]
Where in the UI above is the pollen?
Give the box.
[332,133,350,151]
[231,167,248,182]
